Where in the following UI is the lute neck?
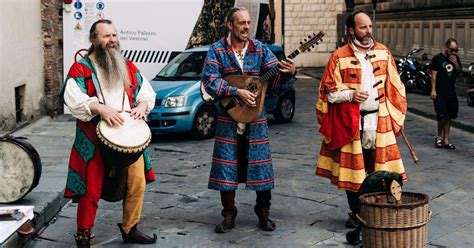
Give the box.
[259,49,300,84]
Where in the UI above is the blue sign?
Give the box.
[96,2,105,10]
[74,12,83,20]
[74,1,82,10]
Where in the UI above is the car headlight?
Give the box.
[164,96,185,107]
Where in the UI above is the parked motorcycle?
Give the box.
[397,48,431,95]
[413,53,432,95]
[398,48,423,91]
[467,62,474,107]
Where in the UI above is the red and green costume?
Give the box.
[61,57,155,230]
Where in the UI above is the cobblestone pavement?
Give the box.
[17,75,474,247]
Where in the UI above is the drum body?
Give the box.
[101,166,128,202]
[96,112,151,169]
[0,136,42,203]
[96,113,151,202]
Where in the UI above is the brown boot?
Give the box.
[215,208,237,233]
[74,229,93,248]
[254,206,276,231]
[118,223,157,244]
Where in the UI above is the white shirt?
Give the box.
[328,44,379,149]
[227,35,249,70]
[63,63,156,122]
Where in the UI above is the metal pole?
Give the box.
[281,0,285,50]
[372,0,377,37]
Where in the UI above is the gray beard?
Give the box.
[350,34,374,50]
[94,44,130,89]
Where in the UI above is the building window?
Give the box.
[15,85,25,123]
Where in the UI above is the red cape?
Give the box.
[319,102,359,150]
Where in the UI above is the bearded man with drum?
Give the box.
[61,19,157,247]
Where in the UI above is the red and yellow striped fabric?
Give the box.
[315,43,408,192]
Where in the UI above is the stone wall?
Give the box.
[282,0,346,67]
[355,0,474,94]
[0,0,45,132]
[42,0,63,117]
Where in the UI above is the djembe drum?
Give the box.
[96,112,151,201]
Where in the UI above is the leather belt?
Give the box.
[360,109,378,117]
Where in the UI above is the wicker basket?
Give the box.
[357,192,431,248]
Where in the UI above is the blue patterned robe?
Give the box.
[202,38,289,191]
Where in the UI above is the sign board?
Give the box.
[63,0,204,80]
[63,0,270,81]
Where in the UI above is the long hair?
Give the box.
[87,19,113,55]
[226,7,248,24]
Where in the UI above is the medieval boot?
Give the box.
[74,229,94,248]
[215,208,238,233]
[345,212,360,228]
[254,206,276,231]
[118,223,157,244]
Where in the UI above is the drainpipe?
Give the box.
[281,0,285,50]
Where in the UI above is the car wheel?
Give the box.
[191,105,217,139]
[273,93,295,123]
[468,92,474,107]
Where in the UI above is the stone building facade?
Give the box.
[0,0,62,133]
[354,0,474,93]
[42,0,64,118]
[276,0,346,67]
[1,0,44,132]
[355,0,474,62]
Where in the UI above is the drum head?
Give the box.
[98,112,151,149]
[0,140,35,203]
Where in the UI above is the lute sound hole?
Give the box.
[247,81,258,94]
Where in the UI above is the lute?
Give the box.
[218,31,325,123]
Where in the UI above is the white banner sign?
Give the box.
[63,0,204,80]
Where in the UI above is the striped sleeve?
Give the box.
[201,44,238,98]
[316,53,337,125]
[260,44,290,92]
[384,49,407,135]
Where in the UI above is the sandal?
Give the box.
[435,138,443,148]
[443,143,456,150]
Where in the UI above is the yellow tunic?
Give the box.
[316,42,408,192]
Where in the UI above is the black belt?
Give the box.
[360,109,378,133]
[360,109,378,117]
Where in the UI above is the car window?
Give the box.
[155,51,207,80]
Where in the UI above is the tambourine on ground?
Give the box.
[0,136,42,203]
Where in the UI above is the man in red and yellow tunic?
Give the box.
[315,11,407,227]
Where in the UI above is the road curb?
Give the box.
[2,192,69,248]
[407,107,474,133]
